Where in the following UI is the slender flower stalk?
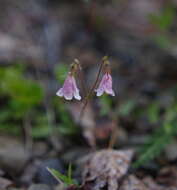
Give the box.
[75,59,87,97]
[79,56,113,119]
[79,59,104,119]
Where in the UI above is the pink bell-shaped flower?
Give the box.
[56,74,81,100]
[95,73,115,96]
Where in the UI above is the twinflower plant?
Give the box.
[56,56,115,118]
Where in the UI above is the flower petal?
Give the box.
[64,92,73,100]
[95,73,115,97]
[105,88,115,96]
[95,88,104,96]
[56,74,81,101]
[72,76,81,100]
[56,88,63,97]
[74,90,81,100]
[61,75,74,100]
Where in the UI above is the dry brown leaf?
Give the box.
[82,149,134,190]
[143,176,177,190]
[120,175,149,190]
[156,166,177,187]
[143,177,162,190]
[0,177,13,189]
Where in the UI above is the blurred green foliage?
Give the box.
[0,63,77,138]
[55,63,68,83]
[134,95,177,168]
[99,95,137,117]
[153,35,171,49]
[0,65,43,116]
[150,5,175,49]
[150,5,175,30]
[99,88,177,167]
[31,112,52,138]
[0,65,44,135]
[118,99,137,117]
[99,94,113,116]
[54,98,78,135]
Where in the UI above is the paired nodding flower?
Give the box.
[56,73,81,100]
[56,57,115,100]
[95,73,115,97]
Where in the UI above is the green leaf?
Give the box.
[133,130,170,168]
[149,5,175,30]
[118,100,136,116]
[133,117,177,168]
[0,123,21,136]
[47,167,77,187]
[146,102,160,124]
[31,125,52,138]
[55,64,68,83]
[0,65,43,110]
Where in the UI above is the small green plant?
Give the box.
[47,164,78,187]
[133,97,177,168]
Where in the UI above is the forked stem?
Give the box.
[79,57,108,120]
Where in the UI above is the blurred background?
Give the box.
[0,0,177,189]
